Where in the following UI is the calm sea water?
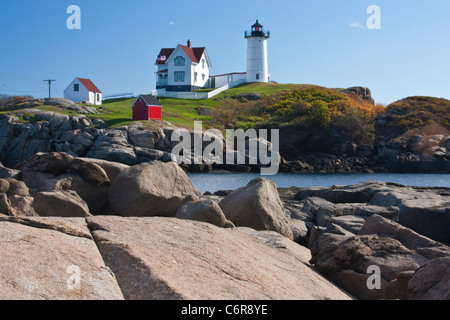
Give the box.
[187,172,450,194]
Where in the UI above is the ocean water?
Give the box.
[187,172,450,194]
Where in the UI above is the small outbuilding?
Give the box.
[64,77,102,105]
[132,94,162,121]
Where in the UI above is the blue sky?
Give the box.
[0,0,449,105]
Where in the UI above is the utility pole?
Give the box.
[43,79,56,99]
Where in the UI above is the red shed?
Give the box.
[132,95,162,121]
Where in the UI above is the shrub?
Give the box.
[307,100,332,127]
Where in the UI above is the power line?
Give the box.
[0,74,44,82]
[0,89,47,93]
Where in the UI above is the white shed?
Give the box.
[64,77,102,105]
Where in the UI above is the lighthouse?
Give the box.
[245,20,270,83]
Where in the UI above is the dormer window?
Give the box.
[174,56,185,66]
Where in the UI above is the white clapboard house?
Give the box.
[64,77,103,105]
[155,40,212,92]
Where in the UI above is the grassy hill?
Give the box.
[88,83,315,129]
[382,96,450,135]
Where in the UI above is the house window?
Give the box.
[194,72,198,82]
[74,84,79,92]
[174,71,185,82]
[174,56,185,66]
[202,59,205,69]
[164,74,168,79]
[97,94,100,102]
[228,75,233,83]
[256,74,260,80]
[158,74,163,80]
[202,74,205,81]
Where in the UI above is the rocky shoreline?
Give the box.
[0,152,448,300]
[1,111,450,174]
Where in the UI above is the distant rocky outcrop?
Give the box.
[341,87,375,105]
[4,98,98,114]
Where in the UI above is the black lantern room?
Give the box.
[245,20,270,38]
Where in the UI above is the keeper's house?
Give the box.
[64,77,102,105]
[155,40,212,92]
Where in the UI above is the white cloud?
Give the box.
[169,21,174,25]
[348,22,365,29]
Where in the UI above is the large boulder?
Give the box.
[5,178,29,197]
[0,217,123,300]
[310,214,450,300]
[407,257,450,300]
[295,181,450,243]
[9,195,38,217]
[0,193,11,215]
[219,178,293,240]
[369,188,450,243]
[109,161,200,217]
[0,178,10,193]
[17,153,110,214]
[87,216,352,300]
[295,181,393,203]
[175,200,234,228]
[80,158,130,183]
[33,190,92,217]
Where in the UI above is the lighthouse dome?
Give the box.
[245,20,270,38]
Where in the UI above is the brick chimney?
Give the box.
[187,39,192,48]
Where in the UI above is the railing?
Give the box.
[156,80,168,87]
[206,79,245,98]
[102,92,134,101]
[152,79,246,100]
[153,89,209,100]
[244,30,270,38]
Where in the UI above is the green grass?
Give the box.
[85,99,133,128]
[0,83,333,130]
[215,83,316,99]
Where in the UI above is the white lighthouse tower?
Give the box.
[245,20,270,83]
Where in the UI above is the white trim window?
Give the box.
[174,71,185,82]
[174,56,185,66]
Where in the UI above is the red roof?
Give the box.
[156,46,206,64]
[156,48,175,65]
[77,78,102,93]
